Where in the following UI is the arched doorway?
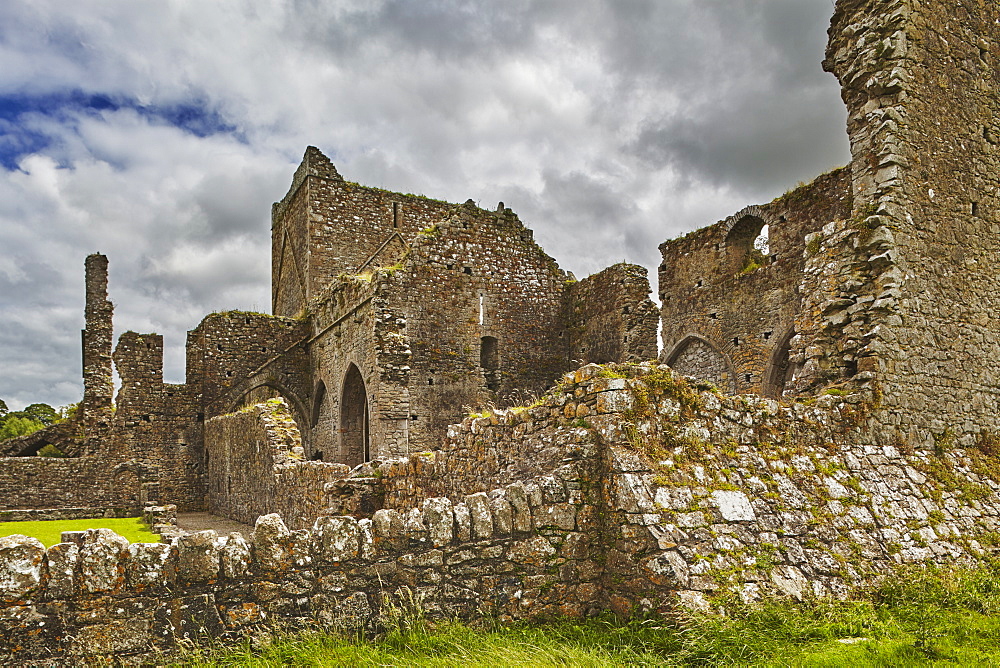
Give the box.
[341,364,370,467]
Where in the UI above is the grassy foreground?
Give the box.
[0,517,159,546]
[178,561,1000,666]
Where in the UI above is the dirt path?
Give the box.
[175,512,253,537]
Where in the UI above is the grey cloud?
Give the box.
[0,0,850,409]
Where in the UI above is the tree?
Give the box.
[0,416,44,440]
[23,403,59,426]
[0,399,7,419]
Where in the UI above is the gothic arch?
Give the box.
[228,380,309,435]
[665,334,738,394]
[340,363,370,468]
[311,380,327,428]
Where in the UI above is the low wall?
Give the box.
[7,363,1000,662]
[0,463,598,663]
[0,507,135,522]
[205,399,353,529]
[0,456,138,512]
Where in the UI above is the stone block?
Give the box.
[505,483,532,533]
[127,542,174,591]
[403,507,428,544]
[313,516,360,562]
[489,491,513,535]
[372,509,405,551]
[711,490,756,521]
[0,535,45,603]
[421,497,455,547]
[507,536,557,566]
[220,533,251,579]
[44,542,78,599]
[453,502,472,542]
[534,503,577,531]
[253,514,291,571]
[176,530,221,583]
[79,529,130,593]
[643,551,689,587]
[465,492,494,539]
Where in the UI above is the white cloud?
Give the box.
[0,0,850,408]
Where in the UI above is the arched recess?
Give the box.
[228,381,309,438]
[309,380,329,461]
[111,462,145,512]
[762,328,796,399]
[721,205,777,275]
[341,364,370,468]
[311,380,327,428]
[665,334,738,394]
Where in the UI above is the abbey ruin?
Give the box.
[3,0,1000,661]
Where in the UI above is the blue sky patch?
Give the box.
[0,91,236,170]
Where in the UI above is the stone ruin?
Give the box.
[3,0,1000,661]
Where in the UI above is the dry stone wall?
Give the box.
[8,363,1000,663]
[0,466,601,664]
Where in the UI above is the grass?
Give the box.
[0,517,160,547]
[177,561,1000,666]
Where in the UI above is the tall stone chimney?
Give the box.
[81,253,114,432]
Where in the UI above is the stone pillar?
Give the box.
[81,254,114,432]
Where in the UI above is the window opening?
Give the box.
[480,336,500,392]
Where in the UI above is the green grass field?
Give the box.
[178,562,1000,666]
[0,517,160,547]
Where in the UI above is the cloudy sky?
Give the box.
[0,0,850,410]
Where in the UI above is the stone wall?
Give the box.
[819,0,1000,445]
[204,400,350,530]
[658,169,853,398]
[0,457,136,512]
[0,463,600,663]
[8,363,1000,663]
[565,263,659,366]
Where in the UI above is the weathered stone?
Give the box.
[505,483,532,533]
[507,536,557,566]
[465,492,493,539]
[176,530,221,583]
[45,542,78,599]
[79,529,130,593]
[0,536,45,603]
[489,491,513,535]
[711,490,756,521]
[220,532,251,579]
[127,542,174,591]
[421,497,454,547]
[312,516,360,562]
[253,513,291,571]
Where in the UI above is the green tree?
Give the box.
[23,403,59,426]
[0,399,8,419]
[0,416,44,440]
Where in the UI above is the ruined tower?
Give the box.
[80,253,114,441]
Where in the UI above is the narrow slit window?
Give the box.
[479,294,485,325]
[392,202,400,228]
